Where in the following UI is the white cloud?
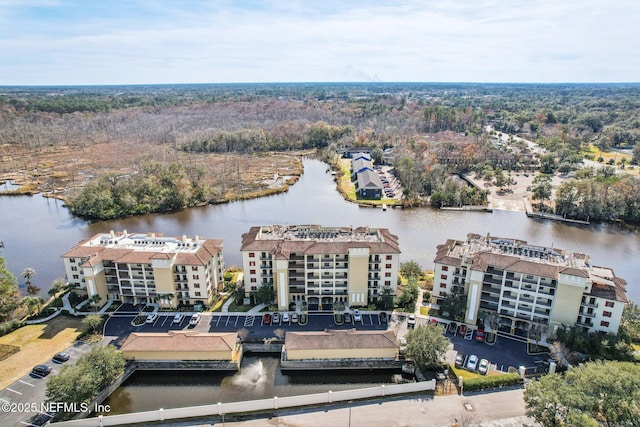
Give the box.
[0,0,638,84]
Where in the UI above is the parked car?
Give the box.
[263,313,271,325]
[189,313,201,326]
[407,314,416,328]
[291,313,298,323]
[466,354,479,371]
[272,312,280,323]
[145,313,158,323]
[353,309,362,322]
[455,353,464,368]
[53,352,70,363]
[344,312,352,323]
[478,358,489,375]
[31,364,52,377]
[282,312,290,322]
[172,313,184,324]
[475,328,485,342]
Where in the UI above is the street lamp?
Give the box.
[348,400,353,427]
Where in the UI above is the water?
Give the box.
[2,157,640,413]
[103,355,400,415]
[1,158,638,302]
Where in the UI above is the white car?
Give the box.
[478,358,489,375]
[282,312,290,323]
[353,309,362,322]
[145,313,158,323]
[407,314,416,328]
[466,354,479,371]
[172,313,184,324]
[189,313,201,326]
[291,313,298,323]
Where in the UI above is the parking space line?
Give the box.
[18,379,34,387]
[7,387,22,395]
[215,316,221,326]
[0,397,10,404]
[21,421,39,427]
[161,316,170,327]
[234,316,239,326]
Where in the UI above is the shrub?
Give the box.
[0,319,24,337]
[463,373,521,392]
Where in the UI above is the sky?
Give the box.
[0,0,639,85]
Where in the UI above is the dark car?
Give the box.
[263,313,271,325]
[31,364,52,377]
[379,312,388,323]
[344,312,352,323]
[52,352,70,363]
[455,353,464,368]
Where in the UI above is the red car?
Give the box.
[475,328,485,342]
[263,313,271,325]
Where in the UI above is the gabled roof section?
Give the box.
[356,170,383,190]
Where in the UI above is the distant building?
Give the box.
[352,157,374,175]
[61,231,224,308]
[240,225,401,310]
[432,233,628,337]
[337,147,374,158]
[356,170,383,199]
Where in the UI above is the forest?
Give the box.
[1,83,639,223]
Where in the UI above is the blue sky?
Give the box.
[0,0,638,85]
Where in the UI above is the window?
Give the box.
[249,252,255,258]
[603,311,612,318]
[194,283,201,288]
[250,269,256,275]
[605,301,614,308]
[386,255,392,260]
[439,291,445,296]
[442,266,449,271]
[192,266,198,271]
[440,282,447,288]
[384,280,391,286]
[440,274,447,280]
[385,272,391,277]
[193,275,199,279]
[251,286,257,291]
[249,261,255,267]
[195,291,201,297]
[71,266,77,271]
[72,275,79,280]
[385,264,392,269]
[600,321,610,328]
[250,278,256,283]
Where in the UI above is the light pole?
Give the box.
[348,400,353,427]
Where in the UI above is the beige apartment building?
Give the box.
[433,233,628,336]
[240,225,401,310]
[61,231,224,308]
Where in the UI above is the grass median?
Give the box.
[0,315,89,389]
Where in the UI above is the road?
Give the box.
[159,387,537,427]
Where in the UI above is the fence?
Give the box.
[51,380,435,426]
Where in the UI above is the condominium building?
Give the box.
[240,225,401,310]
[61,231,224,308]
[433,233,628,336]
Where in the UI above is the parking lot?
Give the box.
[104,310,390,343]
[0,341,94,427]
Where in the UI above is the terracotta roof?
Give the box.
[120,331,238,353]
[284,329,398,351]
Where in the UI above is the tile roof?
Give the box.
[120,331,238,353]
[284,329,398,351]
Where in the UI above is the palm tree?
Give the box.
[90,294,102,311]
[22,267,36,285]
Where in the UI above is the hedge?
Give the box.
[463,372,521,392]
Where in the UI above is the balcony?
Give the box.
[502,292,517,300]
[288,271,305,278]
[581,300,599,309]
[119,272,130,279]
[483,274,502,285]
[307,273,320,280]
[481,293,499,303]
[307,263,319,269]
[501,301,516,309]
[260,263,272,269]
[534,308,550,317]
[335,273,347,280]
[504,280,518,289]
[482,283,500,294]
[535,298,552,307]
[499,308,515,317]
[579,310,596,318]
[107,285,119,293]
[576,318,594,328]
[479,301,498,311]
[517,304,533,313]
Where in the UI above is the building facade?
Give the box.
[432,233,628,336]
[240,225,401,310]
[61,231,224,308]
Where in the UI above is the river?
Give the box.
[0,158,638,302]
